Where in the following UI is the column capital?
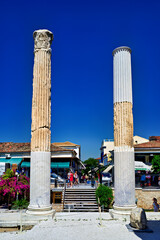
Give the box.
[112,46,131,56]
[33,29,53,51]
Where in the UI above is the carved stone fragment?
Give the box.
[130,208,147,229]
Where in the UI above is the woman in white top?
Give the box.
[74,171,79,185]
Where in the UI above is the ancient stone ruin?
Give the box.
[112,47,136,218]
[27,29,54,214]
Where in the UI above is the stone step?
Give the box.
[65,196,96,198]
[64,188,98,212]
[65,189,96,191]
[65,197,96,200]
[63,209,99,212]
[65,199,97,202]
[65,191,95,195]
[65,191,96,193]
[64,202,98,205]
[64,205,99,211]
[65,192,96,197]
[64,205,98,209]
[65,195,96,197]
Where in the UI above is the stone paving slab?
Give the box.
[0,210,55,227]
[0,212,160,240]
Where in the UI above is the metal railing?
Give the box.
[62,180,66,210]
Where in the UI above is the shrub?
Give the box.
[96,184,113,208]
[12,198,29,209]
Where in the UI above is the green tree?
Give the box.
[83,158,99,174]
[152,155,160,173]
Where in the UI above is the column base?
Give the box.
[26,205,55,216]
[109,204,137,221]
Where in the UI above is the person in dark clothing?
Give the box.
[140,173,146,187]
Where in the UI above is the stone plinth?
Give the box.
[27,29,54,215]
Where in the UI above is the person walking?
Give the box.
[70,170,73,188]
[85,174,88,184]
[74,171,79,186]
[153,198,159,212]
[67,171,70,188]
[140,172,146,188]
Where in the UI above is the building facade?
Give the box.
[0,142,83,177]
[100,136,159,166]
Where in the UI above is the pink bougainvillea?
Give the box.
[0,170,30,203]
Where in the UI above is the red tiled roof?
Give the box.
[0,142,75,153]
[149,136,160,141]
[0,142,30,153]
[134,141,160,148]
[53,141,80,147]
[51,144,75,152]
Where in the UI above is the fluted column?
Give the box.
[112,47,136,217]
[27,29,53,214]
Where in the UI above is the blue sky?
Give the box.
[0,0,160,161]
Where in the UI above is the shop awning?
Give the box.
[0,158,23,166]
[103,165,113,173]
[21,162,30,168]
[21,161,70,168]
[135,161,152,171]
[0,158,7,163]
[51,162,70,168]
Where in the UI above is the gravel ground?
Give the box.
[0,212,160,240]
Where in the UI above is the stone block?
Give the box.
[130,208,147,229]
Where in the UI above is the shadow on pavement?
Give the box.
[133,220,160,240]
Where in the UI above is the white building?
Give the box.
[100,136,149,165]
[0,141,84,177]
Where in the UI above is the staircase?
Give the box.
[63,188,99,212]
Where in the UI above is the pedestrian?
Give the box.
[146,171,151,186]
[67,171,70,188]
[91,173,95,187]
[158,176,160,187]
[74,171,79,185]
[79,171,82,183]
[82,174,85,183]
[70,170,73,187]
[153,198,159,212]
[140,172,146,188]
[85,174,88,184]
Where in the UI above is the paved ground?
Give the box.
[0,212,160,240]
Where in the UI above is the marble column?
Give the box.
[27,29,53,214]
[112,46,136,217]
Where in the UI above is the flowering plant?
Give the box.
[0,169,30,206]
